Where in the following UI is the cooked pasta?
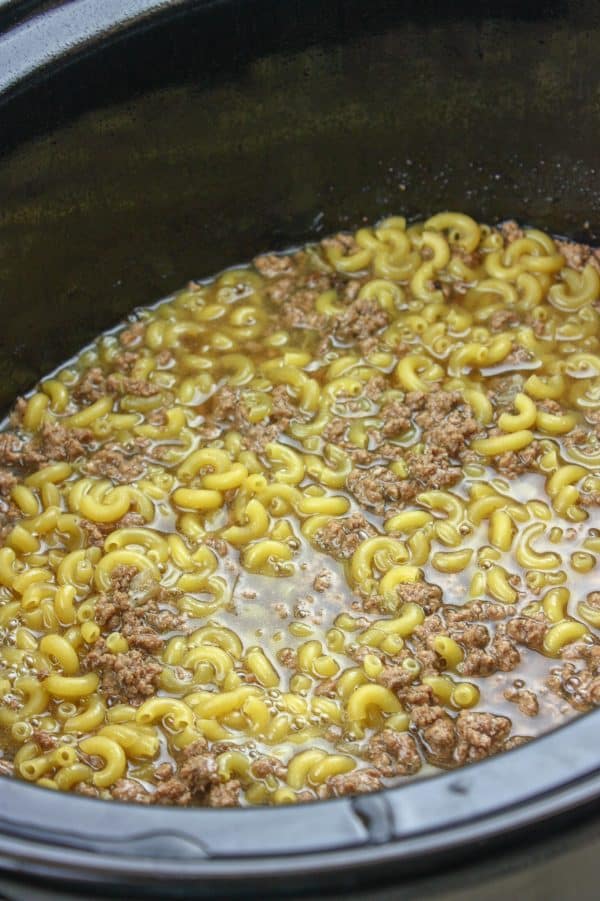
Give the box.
[0,214,599,807]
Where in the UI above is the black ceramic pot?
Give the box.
[1,2,600,898]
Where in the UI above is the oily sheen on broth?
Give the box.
[0,213,599,806]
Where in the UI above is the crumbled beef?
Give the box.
[321,233,360,256]
[318,767,383,799]
[413,705,457,765]
[0,422,94,472]
[314,513,376,559]
[0,469,17,497]
[242,423,282,454]
[81,568,183,704]
[31,730,59,752]
[105,375,161,397]
[366,730,421,777]
[405,446,462,492]
[152,739,227,807]
[0,758,14,777]
[93,567,183,639]
[207,780,241,807]
[453,711,512,765]
[84,444,145,484]
[489,632,521,672]
[333,299,389,343]
[281,289,326,331]
[506,617,546,650]
[270,385,299,422]
[547,662,600,711]
[346,465,406,515]
[0,433,24,467]
[502,736,531,752]
[500,220,524,244]
[555,238,600,272]
[250,756,288,781]
[205,536,229,557]
[254,253,297,278]
[278,648,298,670]
[73,367,109,404]
[82,645,162,706]
[313,569,333,592]
[74,783,100,798]
[120,322,145,346]
[375,663,416,693]
[494,440,542,478]
[379,399,412,437]
[504,687,539,717]
[113,351,140,373]
[111,778,152,804]
[80,512,146,548]
[506,343,534,365]
[459,649,497,677]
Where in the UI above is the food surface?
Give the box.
[1,213,600,807]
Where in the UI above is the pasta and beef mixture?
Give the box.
[0,213,600,807]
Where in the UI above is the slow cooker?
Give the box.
[1,1,600,897]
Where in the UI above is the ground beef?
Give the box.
[500,220,524,244]
[506,616,546,650]
[377,664,421,693]
[250,756,288,781]
[30,730,59,752]
[84,444,145,484]
[120,322,145,346]
[205,536,229,557]
[413,705,457,766]
[333,298,389,344]
[73,367,108,404]
[82,645,162,706]
[254,253,297,278]
[314,513,376,559]
[407,446,462,489]
[489,632,521,672]
[318,767,383,799]
[321,233,360,256]
[489,309,521,332]
[313,569,333,592]
[0,433,24,467]
[151,739,238,807]
[207,780,242,808]
[81,568,183,705]
[0,758,14,777]
[494,440,542,478]
[75,783,100,798]
[453,711,512,765]
[504,687,539,717]
[94,567,183,639]
[459,649,497,677]
[270,384,299,422]
[366,730,421,777]
[0,469,17,497]
[363,580,443,616]
[346,465,407,515]
[0,422,94,472]
[105,375,161,397]
[379,399,412,437]
[555,238,600,272]
[80,512,146,547]
[111,778,152,804]
[281,289,326,331]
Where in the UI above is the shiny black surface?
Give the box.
[1,0,600,897]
